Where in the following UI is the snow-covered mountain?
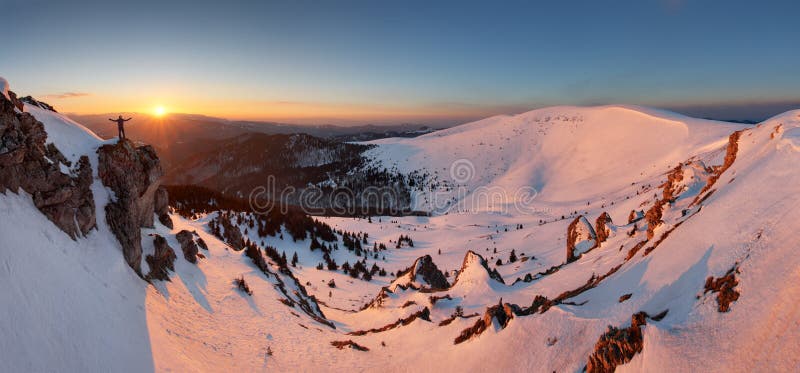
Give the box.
[2,76,799,371]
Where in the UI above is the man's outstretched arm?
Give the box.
[108,118,116,122]
[124,118,132,121]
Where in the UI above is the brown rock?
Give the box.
[566,215,597,263]
[98,139,164,275]
[175,229,199,263]
[146,234,177,281]
[0,93,95,238]
[154,185,173,228]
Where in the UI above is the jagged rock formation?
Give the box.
[393,255,450,290]
[19,96,56,112]
[348,307,431,336]
[98,139,164,275]
[594,212,613,246]
[330,340,369,351]
[627,209,644,224]
[196,236,208,251]
[566,216,597,263]
[175,230,199,263]
[454,300,515,344]
[146,234,177,281]
[703,264,740,312]
[692,131,742,206]
[586,312,648,373]
[154,186,173,228]
[0,91,95,238]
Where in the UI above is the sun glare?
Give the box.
[154,106,167,117]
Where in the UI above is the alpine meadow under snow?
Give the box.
[2,75,800,372]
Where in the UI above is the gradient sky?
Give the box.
[3,0,799,125]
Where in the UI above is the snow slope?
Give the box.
[366,105,745,213]
[0,80,152,371]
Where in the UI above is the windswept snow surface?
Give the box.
[2,83,800,372]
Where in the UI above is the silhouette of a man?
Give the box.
[109,115,132,140]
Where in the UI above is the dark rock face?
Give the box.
[98,139,164,275]
[586,312,647,373]
[175,229,199,263]
[400,255,450,290]
[19,95,57,112]
[196,236,208,251]
[566,216,597,263]
[0,93,95,238]
[145,234,177,281]
[154,186,173,228]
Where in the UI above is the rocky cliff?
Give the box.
[97,139,165,275]
[0,91,95,238]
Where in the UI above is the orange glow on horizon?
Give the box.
[40,92,514,125]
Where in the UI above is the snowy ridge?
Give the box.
[365,105,746,213]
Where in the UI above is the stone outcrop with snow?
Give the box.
[98,139,164,275]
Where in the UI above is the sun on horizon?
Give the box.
[153,105,167,117]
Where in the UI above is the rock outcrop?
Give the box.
[19,95,56,112]
[154,186,173,228]
[393,255,450,290]
[453,250,505,286]
[175,229,199,263]
[566,216,597,263]
[454,300,515,344]
[145,234,177,281]
[594,212,613,247]
[0,91,95,238]
[586,312,647,373]
[98,139,164,275]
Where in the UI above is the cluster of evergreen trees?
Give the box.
[395,234,414,248]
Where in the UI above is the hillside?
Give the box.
[2,76,800,371]
[365,105,747,214]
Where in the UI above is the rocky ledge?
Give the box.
[0,91,95,238]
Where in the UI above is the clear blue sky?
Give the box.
[3,0,799,124]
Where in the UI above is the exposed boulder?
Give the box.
[196,236,209,251]
[6,90,24,111]
[0,92,95,238]
[98,139,164,275]
[594,212,613,247]
[566,216,597,263]
[154,185,173,228]
[586,312,647,373]
[644,164,685,239]
[175,229,199,263]
[392,255,450,291]
[627,209,644,224]
[703,264,740,312]
[454,299,515,344]
[145,234,177,281]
